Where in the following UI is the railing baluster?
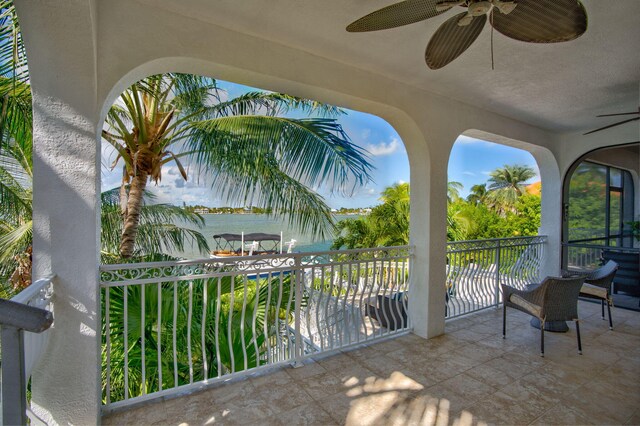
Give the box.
[141,284,146,395]
[157,282,162,390]
[264,274,273,364]
[202,279,208,379]
[187,280,193,383]
[251,274,262,367]
[494,240,501,308]
[105,287,111,405]
[228,275,236,373]
[124,285,129,400]
[293,254,303,363]
[173,282,178,387]
[215,276,222,377]
[240,274,249,371]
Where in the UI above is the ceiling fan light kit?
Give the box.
[346,0,588,69]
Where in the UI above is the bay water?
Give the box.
[176,213,360,259]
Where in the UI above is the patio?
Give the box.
[102,300,640,425]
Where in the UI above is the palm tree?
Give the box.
[0,135,32,290]
[447,181,463,203]
[486,165,536,214]
[466,183,487,206]
[333,182,409,249]
[104,75,372,258]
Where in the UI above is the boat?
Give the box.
[210,232,296,258]
[209,233,297,278]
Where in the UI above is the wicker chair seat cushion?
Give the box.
[580,283,608,299]
[509,294,542,318]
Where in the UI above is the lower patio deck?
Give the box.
[102,301,640,425]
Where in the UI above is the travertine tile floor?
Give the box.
[103,301,640,425]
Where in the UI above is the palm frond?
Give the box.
[188,115,372,195]
[209,91,345,118]
[0,218,31,263]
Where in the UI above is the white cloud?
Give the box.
[365,137,403,156]
[462,171,476,176]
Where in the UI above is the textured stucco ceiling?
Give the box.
[138,0,640,133]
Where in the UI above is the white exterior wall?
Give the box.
[14,0,637,422]
[16,1,101,424]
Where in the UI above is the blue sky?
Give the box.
[101,80,538,208]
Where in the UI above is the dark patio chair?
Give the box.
[501,276,586,357]
[563,260,618,330]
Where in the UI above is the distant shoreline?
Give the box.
[184,209,370,216]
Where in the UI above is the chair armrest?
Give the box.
[561,269,588,278]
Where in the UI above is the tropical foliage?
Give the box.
[102,273,302,402]
[332,182,409,249]
[104,74,372,257]
[485,164,536,215]
[0,3,32,291]
[333,167,541,248]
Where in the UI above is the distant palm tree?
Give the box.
[486,165,536,214]
[447,181,463,203]
[104,75,372,257]
[466,183,487,206]
[380,181,409,203]
[332,182,409,249]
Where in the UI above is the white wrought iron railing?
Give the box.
[446,236,547,319]
[1,275,54,425]
[99,246,412,411]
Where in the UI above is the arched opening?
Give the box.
[100,73,410,259]
[444,131,557,318]
[98,71,414,408]
[562,142,639,305]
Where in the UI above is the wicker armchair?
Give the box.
[563,260,618,330]
[501,276,586,357]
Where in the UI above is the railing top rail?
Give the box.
[446,235,547,246]
[0,298,53,332]
[100,245,413,271]
[563,242,640,252]
[10,274,55,305]
[566,234,634,244]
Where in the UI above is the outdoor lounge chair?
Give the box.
[563,260,619,330]
[501,276,585,357]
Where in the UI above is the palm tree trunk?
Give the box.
[119,172,148,258]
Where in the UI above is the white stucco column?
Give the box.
[16,1,101,424]
[534,151,563,278]
[408,132,451,339]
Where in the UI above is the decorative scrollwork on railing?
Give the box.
[100,246,412,286]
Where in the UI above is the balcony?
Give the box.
[4,237,639,424]
[101,300,640,425]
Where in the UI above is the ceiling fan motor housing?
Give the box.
[469,1,493,16]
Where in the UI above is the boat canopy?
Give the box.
[213,233,281,242]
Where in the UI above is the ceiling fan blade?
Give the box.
[425,12,486,70]
[583,117,640,136]
[491,0,587,43]
[346,0,445,32]
[596,111,639,118]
